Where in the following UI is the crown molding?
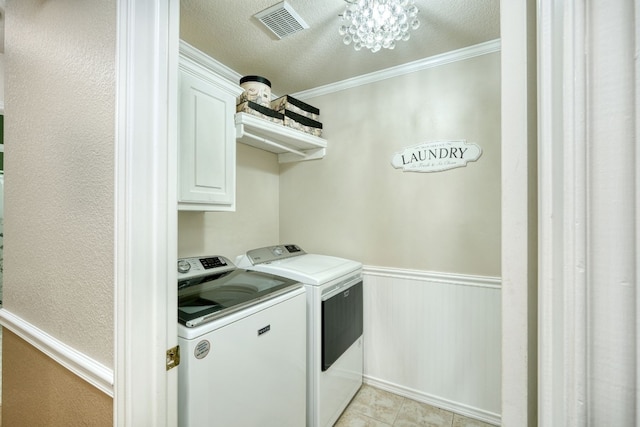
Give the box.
[178,38,501,102]
[293,38,501,100]
[179,40,242,85]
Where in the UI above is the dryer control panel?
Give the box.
[242,244,306,265]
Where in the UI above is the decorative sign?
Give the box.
[391,140,482,173]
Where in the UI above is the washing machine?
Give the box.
[236,244,363,427]
[177,255,306,427]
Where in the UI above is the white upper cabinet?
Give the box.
[178,45,243,211]
[177,41,330,211]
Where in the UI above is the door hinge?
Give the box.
[166,345,180,371]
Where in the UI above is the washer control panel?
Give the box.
[177,255,235,280]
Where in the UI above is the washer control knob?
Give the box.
[273,246,284,256]
[177,259,191,274]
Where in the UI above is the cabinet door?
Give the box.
[178,69,235,210]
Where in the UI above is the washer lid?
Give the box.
[178,269,299,327]
[245,254,362,286]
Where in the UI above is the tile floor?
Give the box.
[0,385,495,427]
[335,384,496,427]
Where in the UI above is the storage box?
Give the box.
[236,101,284,125]
[238,75,272,107]
[271,95,320,120]
[282,109,323,137]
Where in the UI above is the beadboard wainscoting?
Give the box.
[362,266,501,426]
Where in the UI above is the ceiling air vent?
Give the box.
[254,1,309,39]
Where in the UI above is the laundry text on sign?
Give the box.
[391,140,482,173]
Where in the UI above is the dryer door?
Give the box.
[321,279,363,371]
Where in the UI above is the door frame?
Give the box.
[537,0,640,425]
[112,0,550,425]
[114,1,179,425]
[500,0,538,425]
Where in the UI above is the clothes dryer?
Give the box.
[236,244,363,427]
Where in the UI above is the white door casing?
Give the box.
[114,1,179,425]
[113,1,640,426]
[538,0,639,425]
[500,0,538,425]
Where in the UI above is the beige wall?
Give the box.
[3,0,116,420]
[178,142,280,259]
[280,52,501,276]
[2,330,112,426]
[179,52,501,275]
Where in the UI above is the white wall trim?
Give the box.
[293,39,501,99]
[364,376,501,426]
[179,40,241,86]
[363,265,501,289]
[538,0,587,425]
[177,39,501,102]
[538,1,639,425]
[0,309,114,397]
[500,0,538,425]
[114,1,179,426]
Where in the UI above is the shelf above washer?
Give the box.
[235,112,327,163]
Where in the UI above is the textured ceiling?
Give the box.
[180,0,500,96]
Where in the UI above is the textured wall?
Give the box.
[0,53,4,108]
[4,0,116,365]
[280,53,501,276]
[178,142,280,259]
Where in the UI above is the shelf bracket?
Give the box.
[235,113,327,163]
[241,130,307,157]
[278,148,326,163]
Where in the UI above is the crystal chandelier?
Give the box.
[338,0,421,53]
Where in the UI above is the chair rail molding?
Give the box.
[363,265,501,289]
[0,309,114,396]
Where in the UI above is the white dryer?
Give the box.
[236,244,363,427]
[177,255,306,427]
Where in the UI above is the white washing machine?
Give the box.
[177,255,306,427]
[236,244,363,427]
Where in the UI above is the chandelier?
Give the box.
[338,0,421,53]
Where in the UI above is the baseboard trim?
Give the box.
[0,309,114,397]
[363,265,501,289]
[364,375,501,426]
